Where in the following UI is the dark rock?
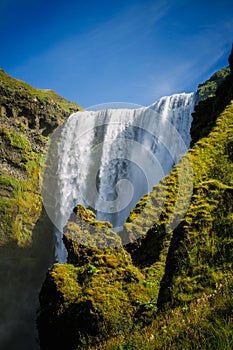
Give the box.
[228,44,233,73]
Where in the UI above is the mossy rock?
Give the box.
[196,66,230,102]
[37,250,151,349]
[63,205,120,264]
[73,204,112,228]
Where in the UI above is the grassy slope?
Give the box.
[81,74,233,350]
[97,75,233,350]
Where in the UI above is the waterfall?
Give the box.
[42,92,196,262]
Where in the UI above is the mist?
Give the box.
[0,209,54,349]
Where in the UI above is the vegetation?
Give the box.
[37,47,233,349]
[74,204,113,228]
[191,63,233,145]
[0,69,82,246]
[38,241,153,349]
[86,274,233,350]
[0,68,83,114]
[0,69,83,348]
[196,66,230,102]
[0,127,42,246]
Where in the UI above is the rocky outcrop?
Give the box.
[37,206,153,349]
[64,205,120,266]
[195,44,233,105]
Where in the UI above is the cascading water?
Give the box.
[42,92,196,262]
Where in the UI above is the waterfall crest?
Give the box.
[42,92,196,262]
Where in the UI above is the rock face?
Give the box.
[196,43,233,105]
[0,68,82,246]
[190,44,233,146]
[0,69,82,349]
[228,44,233,73]
[190,62,233,146]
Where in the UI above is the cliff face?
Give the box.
[0,69,82,349]
[37,47,233,350]
[0,68,82,247]
[196,66,230,103]
[191,63,233,146]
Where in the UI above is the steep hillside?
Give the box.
[196,66,230,102]
[0,68,82,246]
[37,47,233,349]
[0,69,82,349]
[191,64,232,145]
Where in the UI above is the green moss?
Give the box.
[197,66,230,102]
[38,249,152,348]
[74,204,112,228]
[0,197,14,245]
[85,274,233,350]
[0,128,43,246]
[191,66,233,146]
[3,129,31,150]
[0,173,19,194]
[155,101,233,308]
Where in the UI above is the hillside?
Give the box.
[0,68,83,245]
[0,69,82,349]
[37,48,233,350]
[196,66,230,102]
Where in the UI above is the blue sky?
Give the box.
[1,0,233,108]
